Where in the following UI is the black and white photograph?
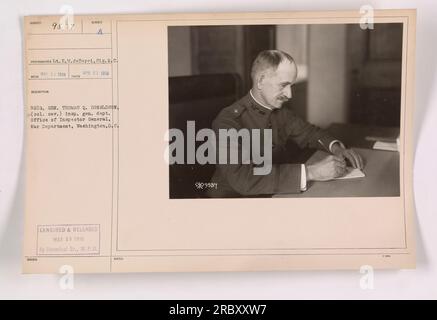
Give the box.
[168,23,403,198]
[4,2,430,296]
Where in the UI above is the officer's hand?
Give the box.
[331,144,364,169]
[306,155,347,181]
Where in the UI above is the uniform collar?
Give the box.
[249,90,273,110]
[247,90,273,116]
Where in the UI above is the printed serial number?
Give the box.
[213,304,267,315]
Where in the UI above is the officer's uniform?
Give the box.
[207,91,340,197]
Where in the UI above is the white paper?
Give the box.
[373,141,399,152]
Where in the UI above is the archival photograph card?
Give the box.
[22,9,416,273]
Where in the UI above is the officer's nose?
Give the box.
[284,86,292,99]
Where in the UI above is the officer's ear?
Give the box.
[257,73,265,89]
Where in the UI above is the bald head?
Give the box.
[251,50,297,84]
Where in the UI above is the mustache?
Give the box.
[277,96,289,102]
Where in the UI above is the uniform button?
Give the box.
[234,109,238,113]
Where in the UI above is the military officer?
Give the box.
[208,50,363,197]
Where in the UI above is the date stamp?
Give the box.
[37,224,100,256]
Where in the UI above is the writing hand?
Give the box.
[331,143,364,170]
[306,155,347,181]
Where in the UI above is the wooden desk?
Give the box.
[274,148,400,198]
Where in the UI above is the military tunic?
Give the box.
[208,92,339,197]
